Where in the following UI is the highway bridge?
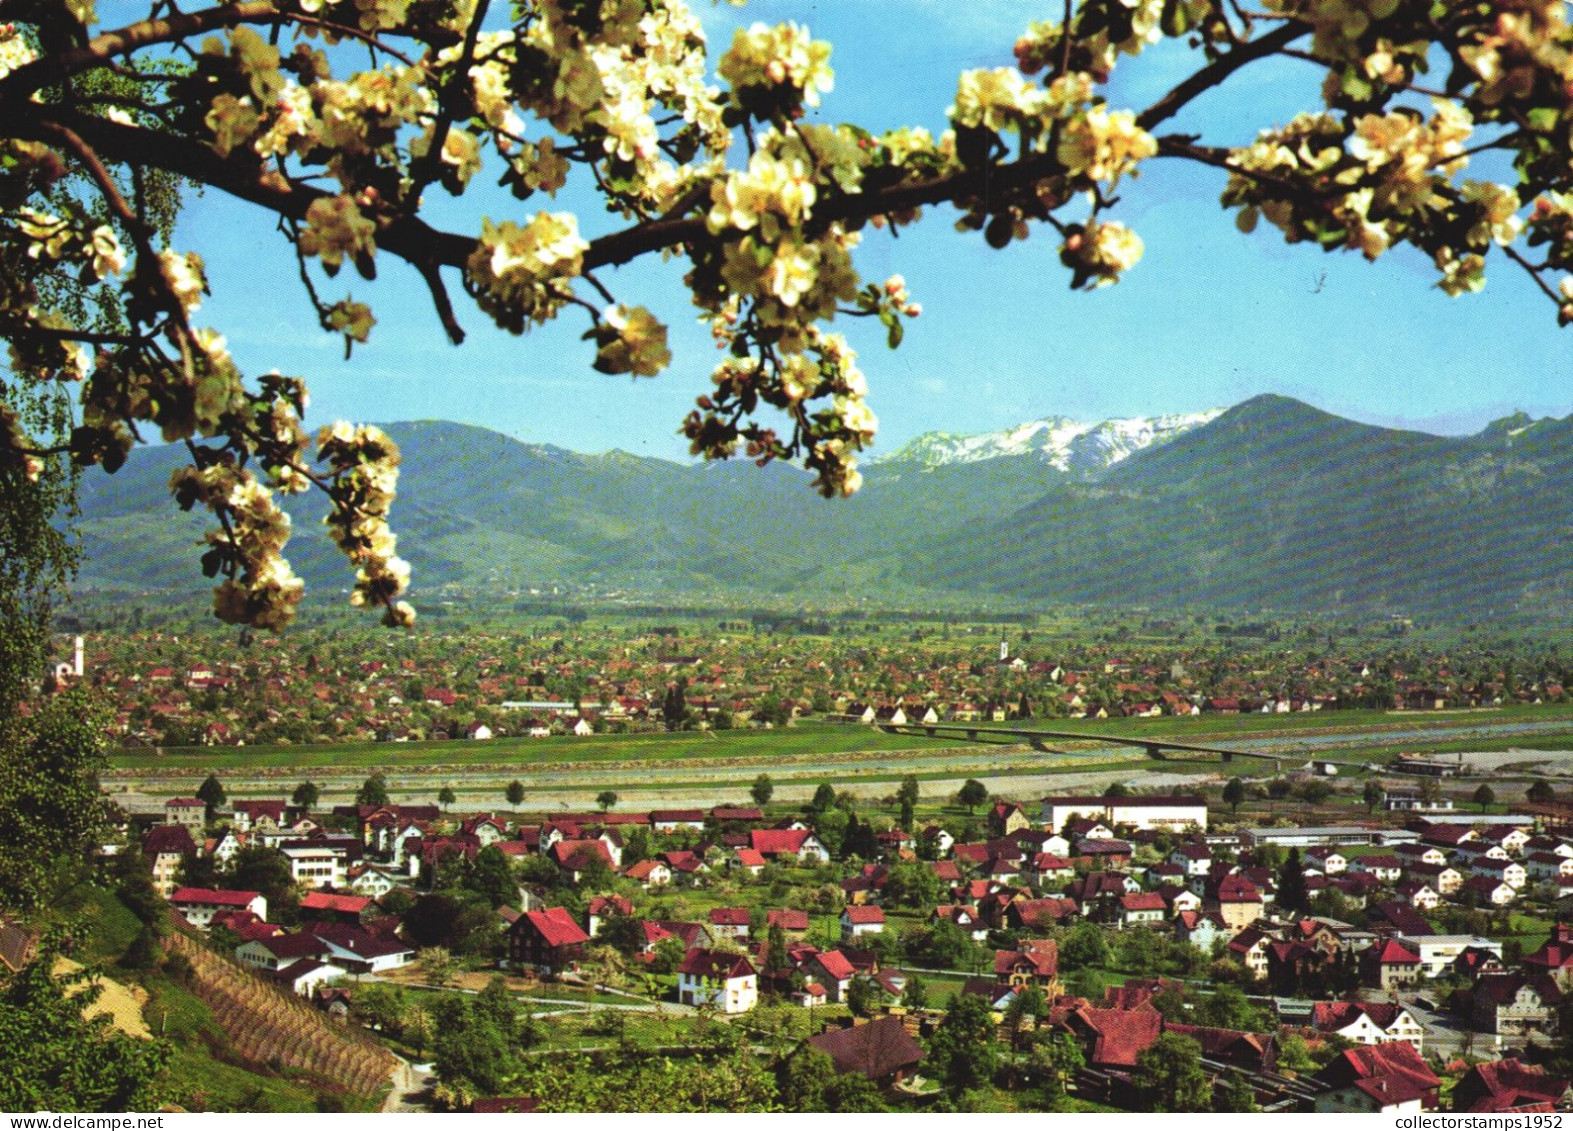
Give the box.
[863,720,1323,770]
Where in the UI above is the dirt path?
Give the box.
[381,1055,433,1113]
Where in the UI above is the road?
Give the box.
[1398,994,1499,1063]
[381,1055,434,1113]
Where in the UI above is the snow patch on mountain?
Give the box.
[876,409,1227,472]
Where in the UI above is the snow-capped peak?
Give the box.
[876,409,1226,472]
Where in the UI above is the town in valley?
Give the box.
[16,605,1573,1112]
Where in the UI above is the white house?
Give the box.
[279,842,350,890]
[841,906,886,938]
[1398,935,1505,976]
[170,887,267,929]
[676,949,757,1013]
[1040,795,1208,833]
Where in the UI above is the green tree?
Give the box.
[1474,783,1497,812]
[957,780,988,813]
[195,772,226,820]
[0,688,111,912]
[883,858,944,908]
[896,774,921,809]
[1362,779,1386,813]
[1529,779,1556,804]
[776,1045,831,1111]
[1222,777,1246,813]
[438,785,457,810]
[751,773,774,807]
[1133,1033,1211,1112]
[1023,1030,1085,1101]
[467,845,518,909]
[809,783,837,813]
[292,779,320,813]
[1061,922,1111,968]
[596,790,619,813]
[0,943,170,1111]
[356,773,390,808]
[1213,1072,1261,1113]
[902,977,930,1011]
[927,993,999,1092]
[1276,847,1309,914]
[505,779,526,808]
[845,975,878,1018]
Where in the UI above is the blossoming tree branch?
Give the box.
[2,0,1571,629]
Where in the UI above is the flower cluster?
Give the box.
[1057,107,1156,187]
[1223,103,1475,270]
[719,22,833,120]
[466,212,588,333]
[706,136,817,241]
[950,67,1055,136]
[298,194,378,276]
[0,21,36,81]
[317,422,413,627]
[1060,220,1145,288]
[592,304,672,376]
[169,460,304,630]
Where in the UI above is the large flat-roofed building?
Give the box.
[1397,934,1504,977]
[1040,795,1208,834]
[1244,826,1421,849]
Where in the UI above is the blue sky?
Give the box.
[178,0,1573,461]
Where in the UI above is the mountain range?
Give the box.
[70,395,1573,613]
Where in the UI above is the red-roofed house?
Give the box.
[807,1015,925,1086]
[994,939,1061,994]
[840,905,885,939]
[508,907,590,973]
[766,909,810,934]
[1064,1003,1164,1069]
[298,891,373,924]
[1361,938,1423,992]
[709,907,752,939]
[731,847,767,876]
[1118,891,1167,927]
[623,859,672,888]
[1312,1001,1425,1050]
[808,950,856,1002]
[1451,1060,1570,1113]
[170,888,267,929]
[676,948,757,1013]
[1312,1042,1440,1113]
[749,828,830,864]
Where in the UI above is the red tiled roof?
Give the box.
[1453,1059,1570,1114]
[766,909,809,931]
[843,906,885,925]
[808,1016,925,1081]
[1316,1042,1439,1107]
[676,947,754,980]
[1071,1004,1163,1068]
[814,950,856,980]
[296,891,370,915]
[709,907,751,927]
[1373,939,1421,965]
[520,907,590,949]
[751,828,810,855]
[1120,892,1166,912]
[170,887,261,907]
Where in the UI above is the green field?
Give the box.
[108,704,1573,776]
